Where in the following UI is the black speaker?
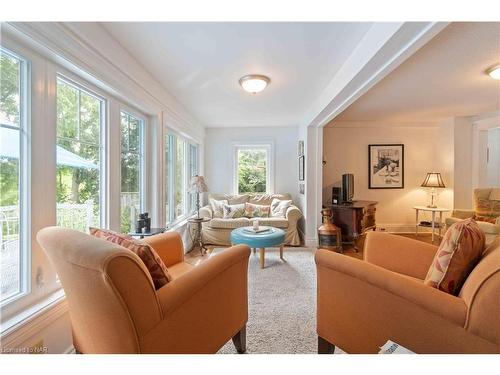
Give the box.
[342,174,354,203]
[332,187,341,205]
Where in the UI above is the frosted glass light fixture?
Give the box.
[486,64,500,80]
[239,75,270,94]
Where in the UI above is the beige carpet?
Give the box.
[217,247,319,354]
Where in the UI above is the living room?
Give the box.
[1,1,500,373]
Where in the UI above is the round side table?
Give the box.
[188,217,211,255]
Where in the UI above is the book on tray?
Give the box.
[243,227,270,234]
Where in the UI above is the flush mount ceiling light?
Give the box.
[239,74,270,94]
[486,64,500,80]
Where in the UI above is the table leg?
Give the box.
[431,211,436,243]
[415,209,419,237]
[259,248,265,269]
[280,244,284,260]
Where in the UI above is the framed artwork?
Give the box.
[298,140,304,157]
[299,155,305,181]
[299,183,305,195]
[368,144,404,189]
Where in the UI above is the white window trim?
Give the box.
[232,142,275,195]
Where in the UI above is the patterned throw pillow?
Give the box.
[424,218,485,295]
[244,202,270,218]
[474,215,498,224]
[222,203,245,219]
[209,199,228,218]
[270,198,292,218]
[89,227,172,290]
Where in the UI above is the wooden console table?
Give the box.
[327,200,378,251]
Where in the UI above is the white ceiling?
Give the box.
[335,22,500,123]
[101,22,372,128]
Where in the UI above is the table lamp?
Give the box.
[421,172,445,208]
[189,175,209,218]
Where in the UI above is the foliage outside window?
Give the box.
[120,111,143,233]
[236,148,268,194]
[0,48,29,304]
[56,78,103,232]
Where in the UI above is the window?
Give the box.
[120,111,144,233]
[234,144,273,194]
[165,131,198,225]
[0,47,29,305]
[56,78,105,232]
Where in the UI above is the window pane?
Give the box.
[165,135,171,224]
[174,138,186,219]
[56,79,103,232]
[237,149,267,194]
[1,49,26,303]
[120,112,143,233]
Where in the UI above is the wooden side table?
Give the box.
[188,217,211,255]
[413,206,450,243]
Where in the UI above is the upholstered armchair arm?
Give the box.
[286,205,302,225]
[199,205,213,219]
[451,209,475,219]
[141,245,251,353]
[363,231,438,279]
[143,231,184,267]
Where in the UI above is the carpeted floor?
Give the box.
[216,247,318,354]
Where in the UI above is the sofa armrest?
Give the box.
[143,231,184,267]
[142,245,251,353]
[363,231,438,279]
[451,209,475,219]
[286,205,302,224]
[316,249,466,326]
[199,205,213,219]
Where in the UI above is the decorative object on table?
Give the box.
[368,144,404,189]
[135,212,151,233]
[298,140,304,157]
[299,155,305,181]
[299,183,305,195]
[414,205,450,243]
[317,208,342,252]
[189,175,209,218]
[187,217,211,255]
[253,220,259,231]
[420,172,446,208]
[331,187,341,204]
[341,173,354,204]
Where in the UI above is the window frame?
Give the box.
[0,46,31,308]
[232,142,274,195]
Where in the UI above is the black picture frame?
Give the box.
[368,144,404,189]
[299,155,305,181]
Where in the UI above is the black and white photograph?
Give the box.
[368,144,404,189]
[299,155,305,181]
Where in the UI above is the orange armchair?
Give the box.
[316,231,500,354]
[37,227,250,354]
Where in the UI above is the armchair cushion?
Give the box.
[222,203,246,219]
[244,202,270,218]
[424,218,485,295]
[90,227,172,289]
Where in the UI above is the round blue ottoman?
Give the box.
[230,226,286,268]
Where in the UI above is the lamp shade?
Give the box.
[421,172,445,188]
[189,175,209,193]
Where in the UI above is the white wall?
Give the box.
[323,122,454,231]
[204,127,299,203]
[487,128,500,186]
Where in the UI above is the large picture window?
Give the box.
[234,144,272,194]
[120,111,144,233]
[165,131,198,225]
[0,48,29,304]
[56,78,104,232]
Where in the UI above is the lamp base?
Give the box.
[426,204,438,209]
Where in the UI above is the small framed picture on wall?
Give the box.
[298,140,304,157]
[299,155,305,181]
[368,144,404,189]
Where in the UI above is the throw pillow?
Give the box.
[270,198,292,218]
[474,214,498,224]
[89,227,172,290]
[209,199,228,218]
[222,203,246,219]
[244,202,270,218]
[424,218,485,295]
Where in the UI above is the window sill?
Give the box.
[1,289,66,339]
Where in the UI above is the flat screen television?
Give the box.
[342,173,354,203]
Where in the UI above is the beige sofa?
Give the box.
[445,188,500,244]
[199,193,302,246]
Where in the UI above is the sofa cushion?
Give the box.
[209,218,251,229]
[270,198,293,218]
[209,199,228,218]
[89,227,172,289]
[248,193,292,205]
[222,203,246,219]
[424,218,485,295]
[209,194,249,205]
[474,215,498,224]
[249,217,289,229]
[244,202,270,218]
